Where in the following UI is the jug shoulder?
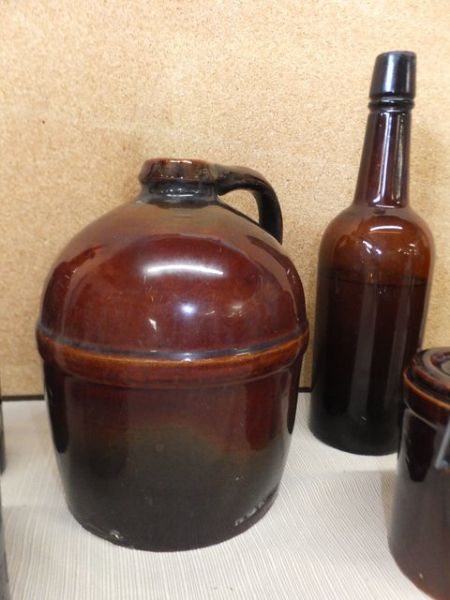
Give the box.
[37,200,307,359]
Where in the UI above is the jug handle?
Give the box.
[212,165,283,243]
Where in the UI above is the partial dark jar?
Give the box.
[390,348,450,599]
[36,158,309,551]
[0,385,5,473]
[0,486,10,600]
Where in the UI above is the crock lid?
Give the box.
[404,348,450,424]
[409,348,450,399]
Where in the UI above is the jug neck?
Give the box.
[353,104,412,209]
[138,158,217,203]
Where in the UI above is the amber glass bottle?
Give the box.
[309,51,434,455]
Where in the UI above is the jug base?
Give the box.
[67,488,278,552]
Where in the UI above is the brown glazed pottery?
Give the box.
[36,158,309,551]
[390,348,450,599]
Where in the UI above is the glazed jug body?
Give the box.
[37,159,308,550]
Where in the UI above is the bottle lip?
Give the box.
[369,51,416,102]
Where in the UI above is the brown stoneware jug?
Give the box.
[36,158,309,551]
[390,348,450,600]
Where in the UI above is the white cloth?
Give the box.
[2,397,427,599]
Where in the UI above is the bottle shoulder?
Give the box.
[319,204,434,280]
[321,204,433,249]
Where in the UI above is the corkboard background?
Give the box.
[1,1,449,395]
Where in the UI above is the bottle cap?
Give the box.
[370,51,416,100]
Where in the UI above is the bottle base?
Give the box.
[311,426,397,456]
[309,410,398,456]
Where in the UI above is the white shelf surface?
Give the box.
[2,396,427,600]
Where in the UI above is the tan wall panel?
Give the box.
[1,1,449,394]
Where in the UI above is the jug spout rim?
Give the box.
[139,158,214,185]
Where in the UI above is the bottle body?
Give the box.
[310,204,433,454]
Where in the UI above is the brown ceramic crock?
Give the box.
[390,347,450,599]
[36,158,309,551]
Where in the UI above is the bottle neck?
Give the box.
[353,105,412,208]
